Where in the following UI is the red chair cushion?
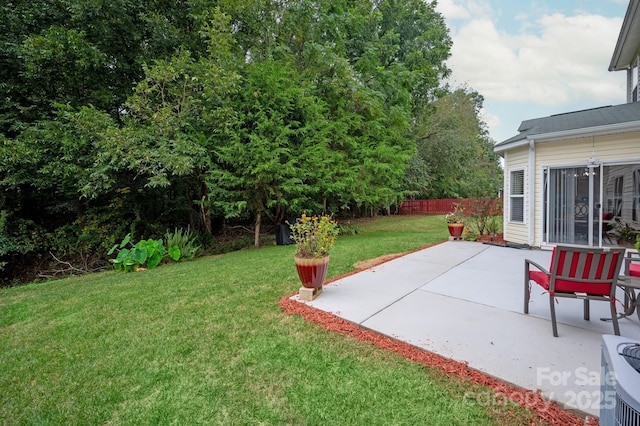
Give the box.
[630,262,640,277]
[528,247,618,296]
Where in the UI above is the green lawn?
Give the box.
[0,215,546,425]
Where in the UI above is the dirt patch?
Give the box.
[353,253,407,270]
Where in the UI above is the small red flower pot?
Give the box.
[294,255,330,288]
[447,223,464,238]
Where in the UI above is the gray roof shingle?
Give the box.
[496,102,640,147]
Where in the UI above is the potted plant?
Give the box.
[610,219,639,247]
[445,203,465,238]
[289,213,340,289]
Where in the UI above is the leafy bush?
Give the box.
[462,229,478,241]
[611,220,638,243]
[164,227,201,261]
[289,214,340,258]
[108,234,180,272]
[0,211,47,273]
[466,197,502,235]
[485,215,500,236]
[338,221,359,236]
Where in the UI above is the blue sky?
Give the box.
[435,0,629,143]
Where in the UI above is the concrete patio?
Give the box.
[293,241,640,418]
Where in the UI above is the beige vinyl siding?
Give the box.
[534,132,640,165]
[504,146,529,244]
[532,131,640,247]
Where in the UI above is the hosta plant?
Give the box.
[108,234,180,272]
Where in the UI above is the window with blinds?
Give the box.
[510,169,525,222]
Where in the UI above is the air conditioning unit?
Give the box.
[600,334,640,426]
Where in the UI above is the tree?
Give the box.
[0,0,456,282]
[408,87,503,199]
[209,58,327,246]
[86,9,241,236]
[0,0,204,136]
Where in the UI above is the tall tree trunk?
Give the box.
[201,195,211,235]
[254,209,261,247]
[199,173,211,235]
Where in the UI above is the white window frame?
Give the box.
[613,174,624,217]
[634,169,640,222]
[509,168,525,223]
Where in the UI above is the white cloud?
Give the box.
[436,0,627,141]
[451,13,622,105]
[479,108,501,130]
[436,0,493,23]
[435,0,471,21]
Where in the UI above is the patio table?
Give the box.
[601,275,640,322]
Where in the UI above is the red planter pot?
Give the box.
[294,255,330,288]
[447,223,464,238]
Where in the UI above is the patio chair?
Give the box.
[626,252,640,277]
[524,246,625,337]
[619,252,640,321]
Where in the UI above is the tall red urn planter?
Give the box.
[447,223,464,238]
[294,255,330,289]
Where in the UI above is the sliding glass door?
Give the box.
[543,162,640,247]
[544,166,601,245]
[543,165,600,246]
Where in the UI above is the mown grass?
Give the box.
[0,215,540,425]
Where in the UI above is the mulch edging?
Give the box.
[279,243,597,426]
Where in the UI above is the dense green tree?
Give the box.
[408,87,503,199]
[210,58,328,245]
[0,0,203,135]
[85,10,241,235]
[0,0,456,282]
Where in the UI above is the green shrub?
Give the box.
[108,234,180,272]
[0,211,47,273]
[462,229,478,241]
[338,221,359,236]
[485,215,500,235]
[164,227,202,261]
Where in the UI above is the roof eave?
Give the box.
[609,0,640,71]
[528,120,640,142]
[493,138,528,156]
[494,120,640,155]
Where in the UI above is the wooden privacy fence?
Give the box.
[398,198,503,216]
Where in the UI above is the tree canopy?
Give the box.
[0,0,501,283]
[407,87,503,199]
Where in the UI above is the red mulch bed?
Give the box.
[279,238,597,426]
[476,232,508,245]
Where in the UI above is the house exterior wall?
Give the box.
[503,131,640,247]
[534,132,640,166]
[504,145,530,245]
[603,164,637,220]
